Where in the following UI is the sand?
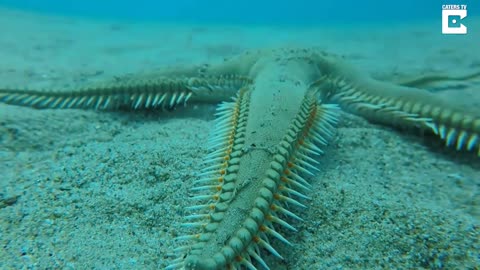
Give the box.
[0,7,479,270]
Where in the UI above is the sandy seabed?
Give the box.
[0,7,479,269]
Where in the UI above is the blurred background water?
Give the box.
[0,0,478,25]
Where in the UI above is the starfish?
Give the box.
[1,48,479,269]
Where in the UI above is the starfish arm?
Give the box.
[309,54,479,155]
[0,75,252,110]
[392,70,480,88]
[169,57,339,269]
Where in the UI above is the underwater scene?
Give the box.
[0,0,479,269]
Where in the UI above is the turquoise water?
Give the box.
[0,0,478,24]
[0,1,478,269]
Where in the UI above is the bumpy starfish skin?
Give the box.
[0,48,478,269]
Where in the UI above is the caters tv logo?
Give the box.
[442,4,467,34]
